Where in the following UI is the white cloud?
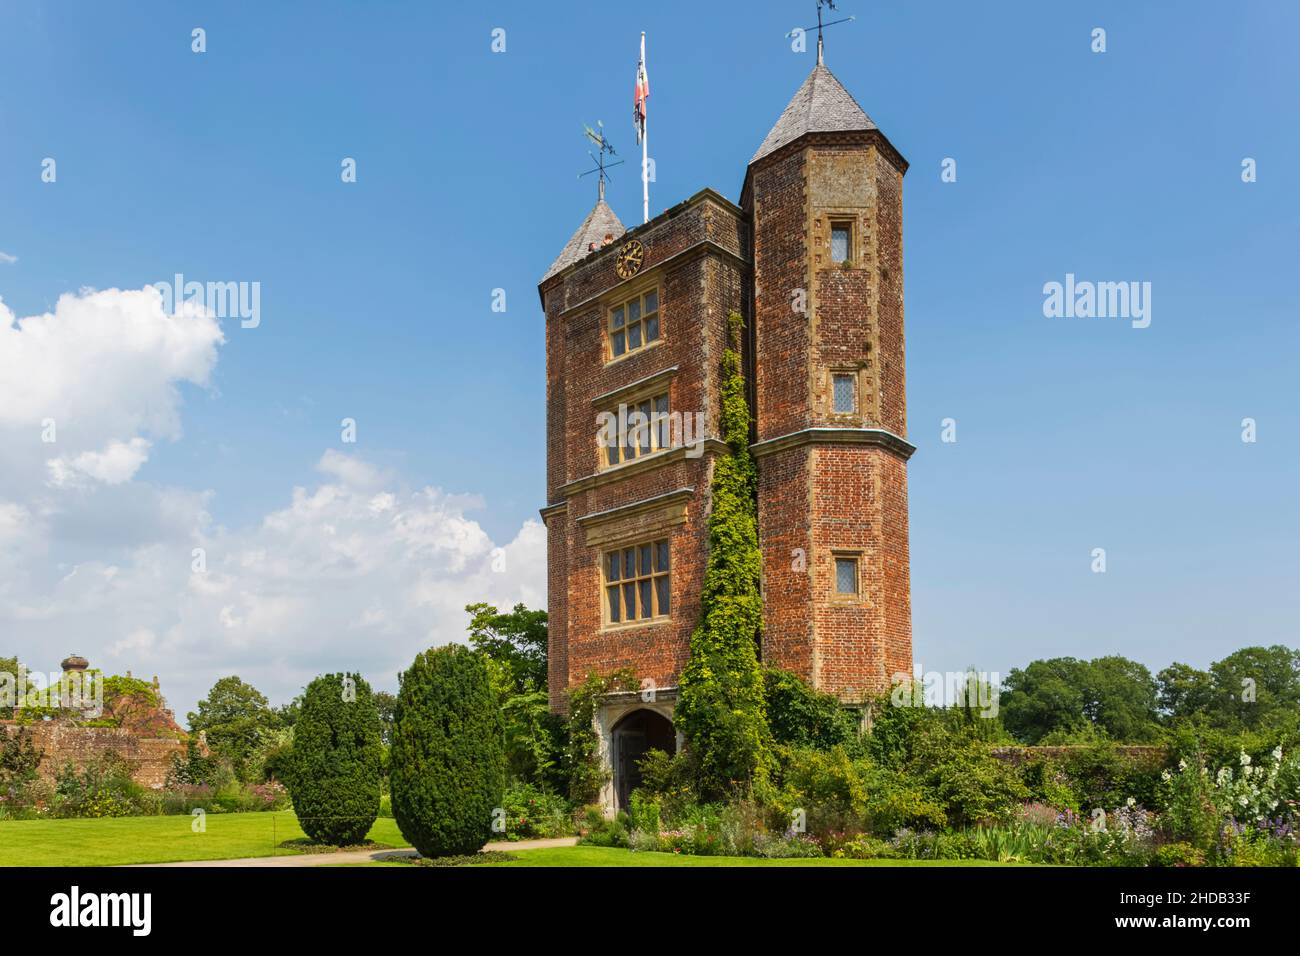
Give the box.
[0,252,16,265]
[0,287,222,502]
[0,287,545,717]
[8,457,546,713]
[47,437,152,487]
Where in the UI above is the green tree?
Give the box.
[287,673,383,846]
[373,690,397,746]
[1001,656,1160,743]
[1207,645,1300,729]
[1083,656,1160,742]
[1000,658,1090,743]
[187,676,279,782]
[674,312,772,798]
[1157,661,1215,719]
[465,603,548,695]
[389,645,506,857]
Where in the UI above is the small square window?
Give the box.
[831,223,851,263]
[835,556,858,595]
[832,373,856,414]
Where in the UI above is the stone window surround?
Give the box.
[600,537,671,628]
[604,278,662,366]
[829,367,861,417]
[831,549,863,602]
[593,366,678,473]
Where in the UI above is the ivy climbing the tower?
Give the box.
[674,311,773,799]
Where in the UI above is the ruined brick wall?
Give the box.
[3,722,187,790]
[541,192,749,714]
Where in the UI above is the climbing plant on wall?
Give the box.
[674,311,773,799]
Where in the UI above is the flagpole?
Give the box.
[641,32,649,224]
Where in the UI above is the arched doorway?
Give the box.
[611,708,676,810]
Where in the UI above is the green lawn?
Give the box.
[343,845,1032,867]
[0,811,409,866]
[0,814,1034,867]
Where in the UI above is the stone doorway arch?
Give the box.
[610,708,676,811]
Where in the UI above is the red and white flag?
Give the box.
[634,33,649,145]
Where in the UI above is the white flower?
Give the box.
[1240,752,1252,767]
[1239,795,1249,807]
[1178,759,1188,772]
[1126,797,1136,808]
[1161,770,1172,782]
[1273,746,1283,762]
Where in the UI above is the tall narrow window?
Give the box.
[611,305,626,357]
[608,288,660,360]
[832,373,857,414]
[605,538,670,624]
[830,222,852,264]
[835,556,859,596]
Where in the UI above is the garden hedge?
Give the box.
[390,644,506,857]
[287,672,383,845]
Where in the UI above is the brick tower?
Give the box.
[539,55,911,808]
[742,58,914,701]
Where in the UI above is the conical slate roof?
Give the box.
[750,63,877,165]
[542,199,626,282]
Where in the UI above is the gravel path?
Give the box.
[129,836,579,868]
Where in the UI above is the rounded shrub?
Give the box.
[390,644,505,857]
[287,672,383,846]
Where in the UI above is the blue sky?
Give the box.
[0,1,1296,714]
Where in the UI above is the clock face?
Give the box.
[614,239,645,279]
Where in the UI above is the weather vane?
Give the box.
[578,121,624,201]
[787,0,855,64]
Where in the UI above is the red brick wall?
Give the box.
[756,445,814,683]
[541,193,749,713]
[748,148,811,441]
[873,150,907,437]
[746,134,911,700]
